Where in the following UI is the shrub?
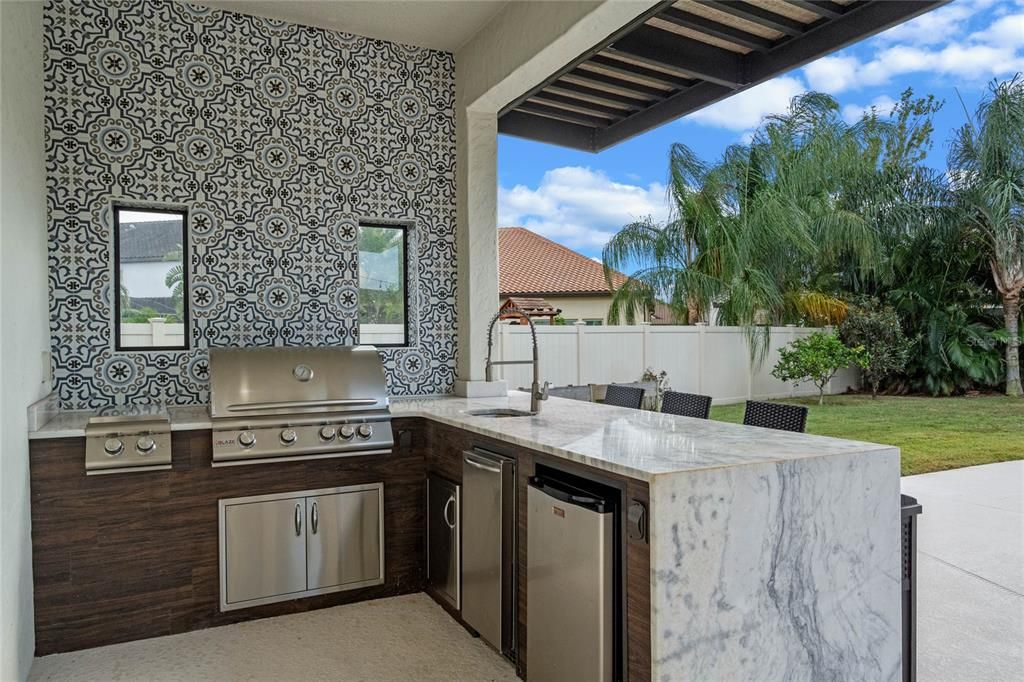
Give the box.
[772,331,866,405]
[840,299,913,398]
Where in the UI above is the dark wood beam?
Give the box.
[610,25,745,88]
[530,91,630,119]
[696,1,808,37]
[497,111,595,151]
[596,0,949,151]
[517,101,610,128]
[497,0,674,117]
[547,81,649,110]
[589,54,697,89]
[564,68,670,99]
[656,7,777,52]
[594,81,733,149]
[746,0,948,82]
[786,0,848,20]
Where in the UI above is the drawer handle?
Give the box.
[311,501,319,535]
[294,503,302,536]
[443,495,456,530]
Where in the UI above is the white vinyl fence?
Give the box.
[120,320,185,347]
[490,324,859,405]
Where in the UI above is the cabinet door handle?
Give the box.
[311,501,319,535]
[443,494,456,530]
[294,503,302,536]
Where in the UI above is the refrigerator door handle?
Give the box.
[464,453,502,473]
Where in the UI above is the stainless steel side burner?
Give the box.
[85,407,172,475]
[208,346,394,467]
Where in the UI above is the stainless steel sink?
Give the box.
[465,408,535,418]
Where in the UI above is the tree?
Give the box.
[839,299,912,398]
[948,76,1024,397]
[772,331,866,405]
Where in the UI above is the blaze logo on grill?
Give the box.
[215,438,236,447]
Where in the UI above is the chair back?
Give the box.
[661,391,712,419]
[602,384,645,410]
[742,400,808,433]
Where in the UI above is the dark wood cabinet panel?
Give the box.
[29,416,650,681]
[28,418,426,655]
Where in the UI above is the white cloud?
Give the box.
[841,95,898,124]
[685,76,806,131]
[804,56,861,93]
[802,8,1024,94]
[498,167,670,251]
[874,1,978,47]
[971,13,1024,49]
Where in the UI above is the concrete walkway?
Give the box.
[901,461,1024,682]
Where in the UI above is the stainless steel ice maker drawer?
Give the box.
[461,449,516,656]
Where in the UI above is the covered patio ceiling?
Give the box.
[498,0,947,151]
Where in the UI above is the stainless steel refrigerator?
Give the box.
[527,474,617,682]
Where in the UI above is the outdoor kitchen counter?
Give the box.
[29,392,897,482]
[396,392,904,680]
[29,392,903,679]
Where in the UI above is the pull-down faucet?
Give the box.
[485,307,549,413]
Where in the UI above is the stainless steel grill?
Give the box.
[209,346,393,466]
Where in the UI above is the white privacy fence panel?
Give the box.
[491,324,859,404]
[119,321,185,347]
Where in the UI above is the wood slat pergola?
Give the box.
[498,0,947,151]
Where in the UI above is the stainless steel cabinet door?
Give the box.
[461,451,508,649]
[223,497,307,605]
[427,476,460,609]
[307,488,382,590]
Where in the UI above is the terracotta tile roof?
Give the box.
[498,227,627,296]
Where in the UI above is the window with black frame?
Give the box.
[358,224,408,347]
[113,205,189,350]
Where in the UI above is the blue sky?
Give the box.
[497,0,1024,259]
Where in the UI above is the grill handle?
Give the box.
[226,398,379,412]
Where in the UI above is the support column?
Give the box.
[453,107,505,397]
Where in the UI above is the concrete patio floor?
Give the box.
[901,461,1024,682]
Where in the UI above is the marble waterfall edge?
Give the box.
[649,448,902,681]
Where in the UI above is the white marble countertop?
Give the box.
[29,392,894,481]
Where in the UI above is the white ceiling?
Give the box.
[198,0,510,53]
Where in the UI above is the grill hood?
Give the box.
[209,346,390,420]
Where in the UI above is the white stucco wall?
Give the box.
[452,0,660,384]
[1,1,48,678]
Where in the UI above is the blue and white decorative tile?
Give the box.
[45,0,457,408]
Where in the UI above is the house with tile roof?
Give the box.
[498,227,677,325]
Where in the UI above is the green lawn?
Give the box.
[711,395,1024,476]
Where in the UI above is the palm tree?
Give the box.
[603,93,890,333]
[948,76,1024,397]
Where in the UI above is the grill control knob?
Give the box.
[136,436,157,454]
[103,438,124,457]
[319,425,337,441]
[339,425,355,440]
[238,431,256,448]
[357,424,373,439]
[280,428,298,445]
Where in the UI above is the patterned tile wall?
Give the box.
[44,0,457,408]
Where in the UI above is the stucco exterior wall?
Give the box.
[452,1,659,383]
[1,1,48,678]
